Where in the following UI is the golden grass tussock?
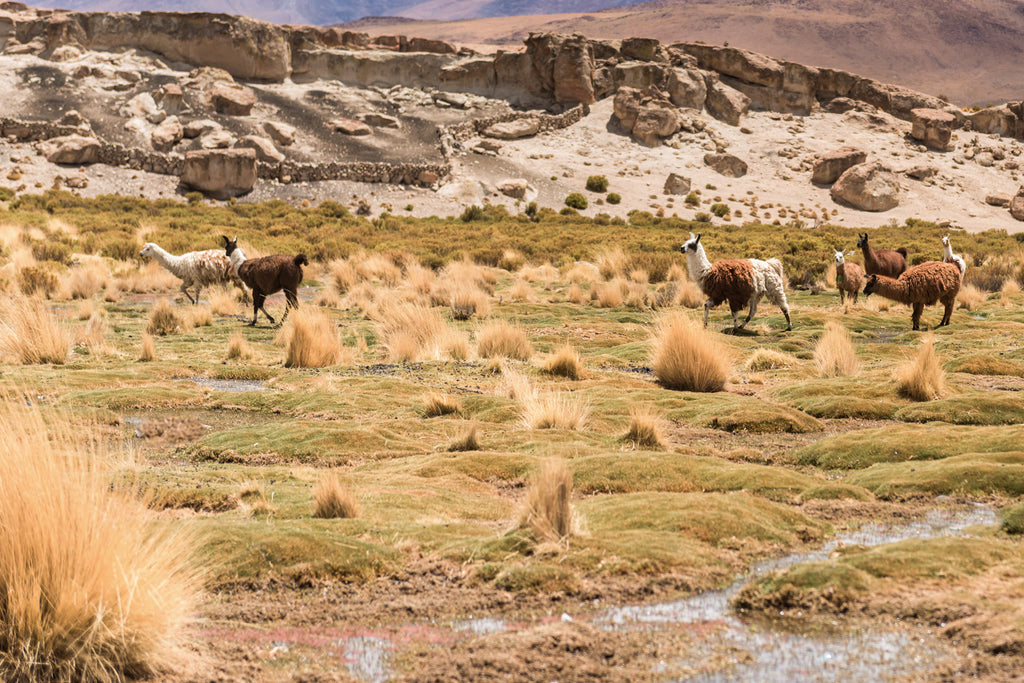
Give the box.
[187,305,213,328]
[328,258,358,293]
[448,282,491,320]
[208,287,241,316]
[77,311,115,355]
[476,320,533,361]
[595,245,628,280]
[593,280,624,308]
[312,472,359,519]
[374,301,451,362]
[499,365,537,401]
[564,261,600,285]
[68,262,108,300]
[543,344,584,380]
[814,321,858,377]
[447,423,481,452]
[128,261,180,293]
[897,334,947,401]
[519,458,574,543]
[824,261,838,288]
[103,283,121,303]
[404,262,436,295]
[76,298,96,320]
[282,306,343,368]
[623,406,668,450]
[508,278,535,303]
[957,282,987,310]
[628,268,649,285]
[566,283,586,304]
[0,295,71,364]
[0,397,199,682]
[147,299,189,336]
[423,391,462,417]
[443,258,496,294]
[18,264,59,297]
[314,284,342,308]
[226,331,253,361]
[745,348,799,371]
[623,280,654,310]
[139,333,156,362]
[521,391,589,430]
[354,252,402,288]
[651,312,729,392]
[665,262,687,282]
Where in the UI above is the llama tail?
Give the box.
[295,254,309,267]
[766,257,784,279]
[896,247,908,258]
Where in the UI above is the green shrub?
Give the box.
[0,187,14,201]
[565,193,588,210]
[710,203,730,218]
[694,212,712,223]
[684,192,701,206]
[460,205,486,222]
[606,192,621,205]
[185,191,204,205]
[585,175,609,192]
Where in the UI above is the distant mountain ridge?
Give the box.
[36,0,650,25]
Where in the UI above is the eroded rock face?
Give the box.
[263,121,296,146]
[910,108,955,151]
[1011,187,1024,221]
[812,146,867,185]
[612,86,679,146]
[666,68,707,111]
[236,135,284,163]
[208,84,256,116]
[705,79,750,126]
[39,134,100,164]
[524,32,595,106]
[181,148,256,198]
[831,162,900,211]
[150,116,183,152]
[704,152,747,177]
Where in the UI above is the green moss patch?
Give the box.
[894,393,1024,426]
[946,354,1024,377]
[772,377,902,420]
[846,452,1024,498]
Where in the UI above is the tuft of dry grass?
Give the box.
[566,283,586,304]
[226,331,253,361]
[665,262,687,282]
[0,295,71,364]
[543,344,584,380]
[208,287,241,316]
[564,261,600,285]
[595,246,628,280]
[68,263,108,300]
[374,301,451,362]
[312,473,359,519]
[282,307,342,368]
[508,279,535,303]
[593,280,624,308]
[448,282,491,320]
[957,282,987,310]
[147,299,188,336]
[77,311,115,355]
[498,366,537,401]
[187,305,213,328]
[897,334,946,401]
[447,423,481,452]
[76,299,96,320]
[814,321,858,377]
[651,312,729,392]
[328,258,358,293]
[0,396,199,682]
[522,391,589,430]
[477,320,533,361]
[676,279,705,309]
[315,285,342,308]
[423,391,462,417]
[139,333,156,362]
[519,458,573,543]
[623,406,667,450]
[354,252,402,288]
[746,348,798,371]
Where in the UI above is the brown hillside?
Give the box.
[343,0,1024,106]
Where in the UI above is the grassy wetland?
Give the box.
[4,191,1024,680]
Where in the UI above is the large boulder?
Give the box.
[705,79,750,126]
[970,104,1023,138]
[1011,187,1024,222]
[613,86,643,131]
[663,173,691,195]
[612,86,679,146]
[703,153,748,178]
[483,118,540,140]
[150,116,183,152]
[183,119,221,139]
[235,135,284,164]
[910,108,955,151]
[498,179,536,200]
[831,162,900,212]
[158,83,184,115]
[208,84,256,116]
[181,148,256,198]
[811,146,868,185]
[621,37,661,61]
[666,68,707,111]
[524,33,595,106]
[39,134,101,165]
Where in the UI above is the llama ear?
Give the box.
[221,235,229,246]
[688,231,695,239]
[695,233,702,244]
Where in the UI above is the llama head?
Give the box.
[680,232,702,254]
[834,249,845,265]
[942,234,950,247]
[222,235,239,256]
[139,243,155,259]
[863,274,878,296]
[856,233,868,249]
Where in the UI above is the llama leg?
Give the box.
[194,285,202,304]
[739,298,759,329]
[839,289,845,305]
[283,289,299,320]
[180,281,195,304]
[941,299,954,326]
[703,300,711,328]
[911,303,924,330]
[851,290,858,305]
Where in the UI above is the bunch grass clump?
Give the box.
[226,331,253,361]
[0,295,71,365]
[423,392,461,418]
[477,320,533,361]
[312,472,359,519]
[0,397,199,682]
[519,458,574,543]
[623,406,667,450]
[447,424,481,452]
[543,344,584,380]
[522,391,589,430]
[897,334,946,401]
[814,321,858,377]
[651,312,729,392]
[138,333,156,362]
[283,307,342,368]
[146,299,187,336]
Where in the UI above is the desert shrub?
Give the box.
[651,312,729,392]
[585,175,609,192]
[30,239,72,265]
[897,335,946,401]
[147,299,186,336]
[312,473,359,519]
[684,192,701,206]
[710,203,730,218]
[606,192,621,205]
[283,307,342,368]
[543,344,584,380]
[565,193,588,210]
[814,321,858,377]
[0,396,199,681]
[694,212,712,223]
[623,406,667,450]
[477,320,532,361]
[519,459,573,542]
[0,295,71,364]
[460,205,486,222]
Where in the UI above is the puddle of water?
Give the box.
[186,377,267,392]
[342,636,392,683]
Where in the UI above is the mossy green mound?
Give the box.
[894,393,1024,426]
[846,452,1024,498]
[773,377,902,419]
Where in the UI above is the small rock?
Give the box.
[39,135,101,165]
[498,178,534,200]
[482,118,541,140]
[910,108,956,152]
[150,116,183,152]
[200,130,235,149]
[235,135,284,164]
[986,193,1012,207]
[703,152,748,177]
[208,84,256,116]
[331,119,372,136]
[357,113,400,128]
[831,162,900,212]
[905,164,938,180]
[263,121,296,146]
[1011,187,1024,221]
[183,119,221,139]
[663,173,691,195]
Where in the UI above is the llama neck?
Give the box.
[871,274,910,304]
[686,243,713,282]
[228,247,247,272]
[943,242,954,261]
[860,243,877,269]
[149,244,181,270]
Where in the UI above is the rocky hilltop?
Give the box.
[1,2,1023,232]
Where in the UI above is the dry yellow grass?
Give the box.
[519,458,573,543]
[208,287,241,316]
[651,312,729,392]
[0,396,199,681]
[328,258,358,293]
[187,305,213,328]
[593,280,624,308]
[374,302,450,362]
[68,262,108,300]
[628,268,649,285]
[314,284,342,308]
[595,245,628,280]
[312,472,359,519]
[814,321,858,377]
[448,282,491,320]
[147,299,187,336]
[623,406,668,450]
[499,366,537,401]
[957,282,987,310]
[404,262,436,295]
[76,298,96,320]
[227,331,253,361]
[522,391,589,430]
[354,252,402,287]
[476,320,533,361]
[508,279,535,303]
[77,311,115,356]
[665,262,687,282]
[566,283,586,304]
[423,392,462,417]
[897,334,946,401]
[564,261,600,285]
[745,348,799,371]
[543,344,584,380]
[139,333,156,362]
[0,295,71,364]
[447,423,481,452]
[283,307,342,368]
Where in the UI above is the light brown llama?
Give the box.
[857,233,907,279]
[863,261,961,330]
[833,249,863,305]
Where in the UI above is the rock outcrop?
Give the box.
[831,162,900,212]
[181,148,257,198]
[613,86,679,146]
[663,173,691,195]
[812,147,868,185]
[1011,187,1024,221]
[39,134,101,164]
[704,153,748,177]
[910,108,955,151]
